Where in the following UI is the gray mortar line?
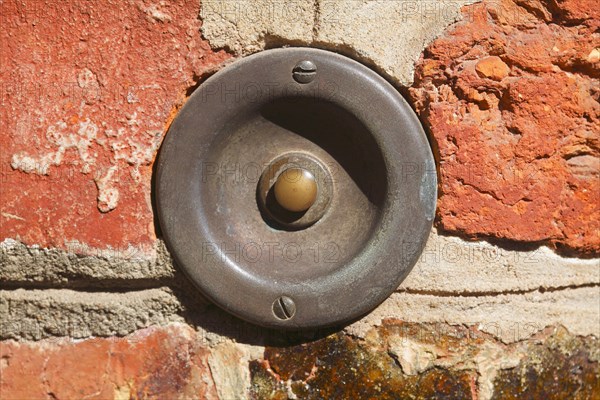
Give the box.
[396,282,600,297]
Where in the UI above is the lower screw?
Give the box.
[272,296,296,320]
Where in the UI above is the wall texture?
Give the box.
[1,0,599,399]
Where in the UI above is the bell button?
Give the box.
[274,168,318,212]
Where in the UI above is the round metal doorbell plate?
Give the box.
[156,47,437,329]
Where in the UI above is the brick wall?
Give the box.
[1,1,598,399]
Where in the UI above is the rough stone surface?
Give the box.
[0,324,219,400]
[2,231,598,342]
[208,342,264,400]
[254,334,477,399]
[201,0,479,86]
[0,238,175,287]
[491,330,600,399]
[0,0,229,254]
[409,0,600,255]
[0,288,183,340]
[250,322,598,400]
[1,322,597,400]
[347,286,600,344]
[475,56,511,81]
[3,230,598,293]
[402,230,600,294]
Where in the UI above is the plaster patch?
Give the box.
[141,2,173,23]
[387,336,436,375]
[200,0,481,86]
[9,113,162,212]
[346,286,600,344]
[401,230,600,294]
[11,119,98,175]
[94,166,120,213]
[208,342,264,400]
[385,329,523,400]
[77,68,101,105]
[472,342,522,400]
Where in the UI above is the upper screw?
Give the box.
[292,60,317,83]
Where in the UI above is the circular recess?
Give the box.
[156,48,437,329]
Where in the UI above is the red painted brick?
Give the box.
[0,0,229,254]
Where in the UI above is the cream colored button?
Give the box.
[274,168,318,212]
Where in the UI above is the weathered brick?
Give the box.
[0,324,217,400]
[253,331,478,399]
[250,322,599,400]
[409,0,600,255]
[0,0,229,254]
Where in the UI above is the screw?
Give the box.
[292,60,317,83]
[272,296,296,320]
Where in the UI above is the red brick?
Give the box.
[410,0,600,254]
[475,56,510,81]
[0,0,229,254]
[0,325,217,400]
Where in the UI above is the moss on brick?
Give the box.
[250,323,599,400]
[492,329,599,400]
[251,333,476,399]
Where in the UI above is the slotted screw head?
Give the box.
[292,60,317,83]
[272,296,296,320]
